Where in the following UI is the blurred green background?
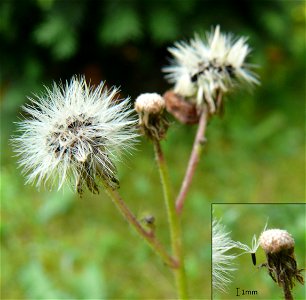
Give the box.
[0,0,305,299]
[213,204,306,300]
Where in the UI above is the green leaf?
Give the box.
[148,8,179,43]
[75,263,107,299]
[33,15,77,60]
[37,189,75,223]
[20,260,71,299]
[99,7,141,45]
[34,15,65,46]
[36,0,55,10]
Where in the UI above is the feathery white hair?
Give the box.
[212,218,239,293]
[12,76,138,194]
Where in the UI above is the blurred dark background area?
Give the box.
[0,1,305,299]
[1,0,304,99]
[1,0,305,151]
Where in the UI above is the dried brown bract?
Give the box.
[163,91,200,125]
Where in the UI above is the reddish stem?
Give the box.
[175,106,209,214]
[106,188,178,268]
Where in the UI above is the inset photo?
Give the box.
[211,203,305,300]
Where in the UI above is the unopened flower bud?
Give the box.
[141,214,156,235]
[135,93,169,141]
[135,93,165,115]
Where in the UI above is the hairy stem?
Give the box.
[175,106,209,214]
[105,187,177,268]
[153,140,188,299]
[282,283,293,300]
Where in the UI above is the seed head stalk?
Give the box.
[153,139,188,299]
[282,284,293,300]
[175,103,210,214]
[104,186,178,268]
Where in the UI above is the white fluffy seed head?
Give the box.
[163,25,259,108]
[12,76,138,193]
[259,229,295,254]
[135,93,165,115]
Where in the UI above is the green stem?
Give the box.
[153,140,188,299]
[105,187,177,268]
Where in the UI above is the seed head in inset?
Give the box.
[163,25,259,114]
[260,229,295,254]
[259,229,304,300]
[135,93,169,141]
[12,76,138,194]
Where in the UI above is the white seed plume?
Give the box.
[12,76,138,193]
[163,25,259,112]
[234,221,268,254]
[212,219,239,293]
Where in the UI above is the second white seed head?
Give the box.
[163,25,259,109]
